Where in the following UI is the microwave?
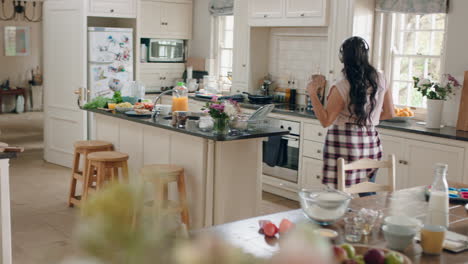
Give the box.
[147,39,185,63]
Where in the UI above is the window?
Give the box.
[216,16,234,78]
[389,13,446,108]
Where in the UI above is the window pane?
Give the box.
[220,49,232,68]
[399,32,416,54]
[431,31,444,56]
[393,57,410,81]
[224,16,234,31]
[409,87,424,107]
[416,32,431,55]
[428,58,441,81]
[411,58,426,78]
[394,82,409,105]
[402,14,418,30]
[434,14,446,30]
[223,31,234,49]
[419,15,433,30]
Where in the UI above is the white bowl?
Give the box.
[382,225,417,251]
[384,216,422,233]
[154,104,172,116]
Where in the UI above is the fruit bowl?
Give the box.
[353,245,412,264]
[387,116,414,123]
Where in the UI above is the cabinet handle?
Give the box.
[318,132,323,136]
[316,175,321,179]
[316,149,321,154]
[329,70,334,74]
[110,9,114,13]
[399,160,408,165]
[263,14,268,18]
[300,13,305,17]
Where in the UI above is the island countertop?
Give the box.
[84,108,289,142]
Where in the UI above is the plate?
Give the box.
[115,107,133,113]
[386,116,414,123]
[352,245,412,264]
[125,111,152,118]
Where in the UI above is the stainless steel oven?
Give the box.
[262,119,300,183]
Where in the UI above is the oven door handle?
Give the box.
[281,136,299,141]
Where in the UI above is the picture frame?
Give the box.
[4,26,30,56]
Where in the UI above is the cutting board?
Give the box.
[456,71,468,131]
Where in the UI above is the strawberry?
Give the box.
[263,222,279,237]
[279,219,295,235]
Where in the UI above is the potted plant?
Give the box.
[413,74,461,129]
[203,97,241,136]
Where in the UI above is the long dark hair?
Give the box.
[340,37,379,126]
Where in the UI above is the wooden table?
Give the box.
[0,88,27,113]
[207,185,468,263]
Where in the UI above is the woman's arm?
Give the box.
[307,78,345,128]
[380,86,395,120]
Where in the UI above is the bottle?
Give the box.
[427,163,449,227]
[172,82,189,112]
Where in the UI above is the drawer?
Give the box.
[303,123,327,142]
[301,157,323,189]
[302,140,324,160]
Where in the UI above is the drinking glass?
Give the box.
[344,216,364,243]
[358,208,381,235]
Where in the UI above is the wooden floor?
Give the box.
[0,112,300,264]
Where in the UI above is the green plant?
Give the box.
[113,91,123,104]
[413,74,461,100]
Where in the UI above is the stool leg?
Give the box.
[81,151,90,202]
[177,170,190,229]
[112,168,119,183]
[83,161,95,201]
[121,161,129,182]
[96,163,105,191]
[68,151,80,207]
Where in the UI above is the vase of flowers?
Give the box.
[203,97,241,136]
[413,74,461,129]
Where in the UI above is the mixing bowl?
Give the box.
[298,187,352,226]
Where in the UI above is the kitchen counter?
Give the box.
[0,153,16,160]
[84,108,289,141]
[188,96,468,142]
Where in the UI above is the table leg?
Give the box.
[0,95,3,114]
[0,159,12,264]
[23,90,27,112]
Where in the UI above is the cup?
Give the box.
[175,111,188,128]
[344,216,364,243]
[421,225,446,255]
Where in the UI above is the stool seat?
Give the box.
[140,164,183,179]
[74,140,114,151]
[87,151,129,162]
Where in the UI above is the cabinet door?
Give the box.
[88,0,136,17]
[379,134,407,189]
[301,157,323,189]
[140,1,163,38]
[139,70,163,92]
[232,0,250,92]
[285,0,324,18]
[406,140,464,188]
[249,0,283,18]
[161,2,193,39]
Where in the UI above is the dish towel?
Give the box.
[264,136,288,167]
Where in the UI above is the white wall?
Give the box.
[442,0,468,127]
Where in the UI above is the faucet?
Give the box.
[151,89,173,119]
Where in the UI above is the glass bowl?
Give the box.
[299,187,352,226]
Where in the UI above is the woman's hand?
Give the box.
[307,75,326,97]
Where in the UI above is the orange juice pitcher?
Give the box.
[172,82,189,112]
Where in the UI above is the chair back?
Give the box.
[337,154,396,194]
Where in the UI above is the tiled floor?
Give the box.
[0,112,299,264]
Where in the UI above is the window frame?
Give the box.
[375,12,448,118]
[213,15,234,79]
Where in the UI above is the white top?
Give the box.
[331,72,388,126]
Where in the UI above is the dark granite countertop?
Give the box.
[85,109,289,142]
[188,96,468,142]
[0,152,17,159]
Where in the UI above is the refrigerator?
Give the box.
[88,27,133,99]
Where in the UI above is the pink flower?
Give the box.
[211,96,219,102]
[448,74,461,87]
[210,104,224,111]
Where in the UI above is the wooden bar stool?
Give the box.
[140,165,190,229]
[68,140,113,207]
[86,151,129,194]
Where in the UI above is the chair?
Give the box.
[68,140,113,207]
[85,151,129,194]
[139,164,190,229]
[337,154,396,194]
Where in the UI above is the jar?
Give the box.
[172,82,189,112]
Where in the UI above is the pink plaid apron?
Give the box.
[322,123,383,188]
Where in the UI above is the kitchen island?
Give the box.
[85,109,289,229]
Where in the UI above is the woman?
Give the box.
[307,36,395,191]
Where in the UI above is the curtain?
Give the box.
[209,0,234,16]
[376,0,448,14]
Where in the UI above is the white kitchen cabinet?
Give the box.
[232,0,250,93]
[301,157,323,189]
[248,0,328,27]
[378,134,407,190]
[140,0,192,39]
[88,0,136,18]
[139,63,185,92]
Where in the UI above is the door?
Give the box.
[379,134,407,189]
[43,0,87,167]
[140,0,163,38]
[162,2,193,39]
[285,0,324,18]
[406,140,464,188]
[249,0,283,18]
[301,157,323,189]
